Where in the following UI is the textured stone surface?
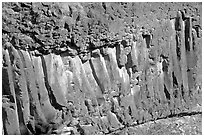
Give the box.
[2,2,202,135]
[2,48,20,135]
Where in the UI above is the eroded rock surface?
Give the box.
[2,2,202,135]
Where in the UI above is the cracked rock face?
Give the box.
[2,2,202,135]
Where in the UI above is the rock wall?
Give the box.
[2,2,202,135]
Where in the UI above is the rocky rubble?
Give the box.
[108,110,202,135]
[2,2,202,135]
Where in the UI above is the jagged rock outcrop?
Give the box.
[2,2,202,135]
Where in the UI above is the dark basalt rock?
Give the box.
[2,2,202,135]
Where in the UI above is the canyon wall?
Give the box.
[2,2,202,134]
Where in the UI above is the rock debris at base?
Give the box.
[2,2,202,135]
[109,111,202,135]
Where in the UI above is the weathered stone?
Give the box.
[185,18,196,91]
[2,99,20,135]
[32,56,57,123]
[177,16,189,104]
[106,47,124,91]
[71,56,96,99]
[43,54,67,106]
[131,41,139,70]
[107,111,122,130]
[18,50,48,133]
[83,60,103,104]
[169,19,183,110]
[116,44,127,67]
[8,46,30,134]
[119,67,131,95]
[2,2,202,135]
[2,48,20,135]
[90,52,111,94]
[81,124,98,135]
[99,116,109,133]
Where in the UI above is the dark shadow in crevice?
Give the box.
[164,85,171,100]
[115,43,123,69]
[125,53,132,77]
[40,56,64,110]
[175,33,181,60]
[184,19,191,51]
[142,34,151,48]
[172,72,178,88]
[89,59,104,94]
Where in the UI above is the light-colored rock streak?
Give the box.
[32,56,56,122]
[9,47,30,125]
[107,47,130,94]
[70,56,83,87]
[52,54,68,96]
[2,48,21,134]
[180,19,189,93]
[83,60,102,96]
[107,47,122,79]
[131,41,138,67]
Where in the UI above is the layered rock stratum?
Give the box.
[2,2,202,135]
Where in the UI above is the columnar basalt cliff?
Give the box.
[2,2,202,135]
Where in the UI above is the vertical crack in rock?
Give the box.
[18,50,48,134]
[2,48,21,135]
[89,57,105,95]
[32,55,57,126]
[164,85,171,100]
[17,50,35,134]
[7,46,31,134]
[40,56,65,110]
